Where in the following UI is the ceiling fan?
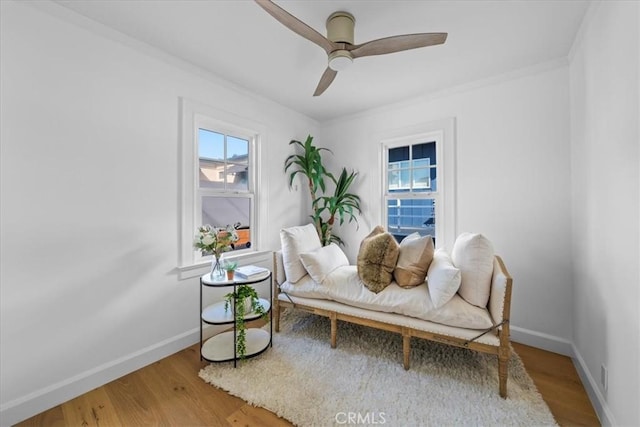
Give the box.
[254,0,447,96]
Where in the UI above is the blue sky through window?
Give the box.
[198,128,248,160]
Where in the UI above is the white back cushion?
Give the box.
[300,243,350,284]
[451,232,495,307]
[280,224,322,283]
[427,248,461,308]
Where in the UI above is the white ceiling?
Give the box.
[54,0,589,122]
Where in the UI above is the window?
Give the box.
[386,141,438,242]
[381,119,456,248]
[197,128,253,253]
[180,99,262,270]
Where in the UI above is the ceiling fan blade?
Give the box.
[313,67,338,96]
[255,0,337,54]
[349,33,447,58]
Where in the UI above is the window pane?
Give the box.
[400,170,410,189]
[227,136,248,159]
[199,129,225,189]
[412,142,436,162]
[227,136,249,191]
[413,167,431,190]
[388,142,437,193]
[430,167,437,191]
[388,146,409,163]
[388,167,411,191]
[227,162,248,191]
[202,196,252,251]
[199,129,224,161]
[412,158,430,168]
[388,170,400,190]
[414,142,436,191]
[387,198,436,244]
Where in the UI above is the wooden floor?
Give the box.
[18,341,599,427]
[512,342,600,426]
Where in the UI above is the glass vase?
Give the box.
[210,255,225,280]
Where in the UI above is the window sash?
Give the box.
[195,193,255,262]
[383,135,443,244]
[194,125,256,261]
[197,128,250,192]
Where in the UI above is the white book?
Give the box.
[235,265,269,279]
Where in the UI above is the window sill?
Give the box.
[177,250,273,280]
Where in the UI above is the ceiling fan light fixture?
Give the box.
[328,50,353,71]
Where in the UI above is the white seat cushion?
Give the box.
[280,265,493,330]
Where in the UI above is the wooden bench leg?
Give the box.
[330,312,337,349]
[498,352,509,398]
[402,329,411,370]
[274,302,281,333]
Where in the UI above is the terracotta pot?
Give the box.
[226,270,234,280]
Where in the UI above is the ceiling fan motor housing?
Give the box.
[326,11,355,44]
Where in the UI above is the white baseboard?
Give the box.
[571,343,616,426]
[510,325,574,356]
[509,325,616,426]
[0,328,201,426]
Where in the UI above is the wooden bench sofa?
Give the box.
[272,249,513,397]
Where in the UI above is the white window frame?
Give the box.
[379,118,456,250]
[179,98,264,273]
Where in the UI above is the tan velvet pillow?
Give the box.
[394,233,434,288]
[357,226,400,293]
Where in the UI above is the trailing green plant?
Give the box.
[285,135,362,246]
[223,285,267,360]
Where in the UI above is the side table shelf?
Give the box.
[201,299,271,324]
[201,329,271,362]
[199,270,272,367]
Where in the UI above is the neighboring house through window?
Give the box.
[386,140,438,243]
[380,118,456,249]
[180,98,262,269]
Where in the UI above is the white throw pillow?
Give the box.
[280,224,322,283]
[451,232,495,307]
[299,243,349,284]
[426,248,461,308]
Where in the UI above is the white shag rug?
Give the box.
[200,310,557,426]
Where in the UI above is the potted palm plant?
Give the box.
[284,135,361,246]
[224,285,267,359]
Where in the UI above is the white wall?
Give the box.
[320,64,574,345]
[3,1,638,425]
[569,1,639,425]
[0,1,318,424]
